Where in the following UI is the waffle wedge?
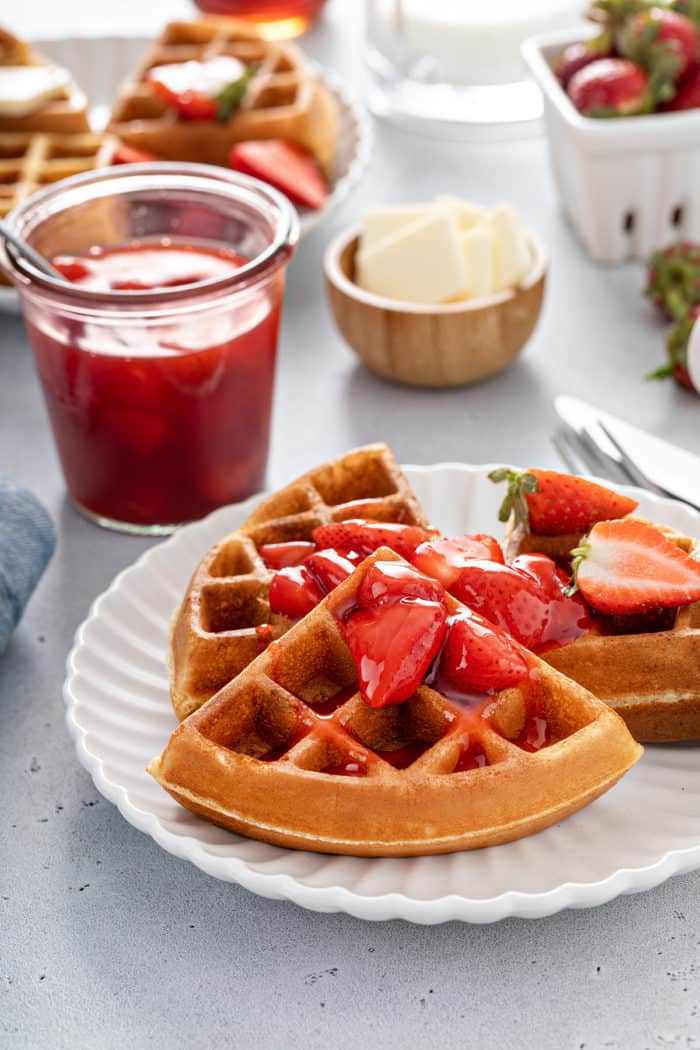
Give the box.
[170,444,429,721]
[505,516,700,743]
[108,19,337,176]
[0,27,89,135]
[151,548,642,857]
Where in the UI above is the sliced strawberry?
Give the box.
[450,560,547,651]
[412,534,504,585]
[259,541,316,570]
[228,140,328,211]
[305,549,356,592]
[439,611,531,695]
[572,518,700,615]
[489,466,638,535]
[112,143,161,164]
[357,560,445,609]
[312,519,434,561]
[510,554,591,647]
[52,256,89,283]
[341,598,447,708]
[268,564,324,619]
[567,58,650,116]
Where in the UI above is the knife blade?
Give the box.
[554,395,700,510]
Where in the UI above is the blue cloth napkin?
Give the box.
[0,475,55,654]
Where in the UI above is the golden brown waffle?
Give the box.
[108,19,338,175]
[505,516,700,743]
[151,548,642,857]
[170,444,430,722]
[0,131,117,219]
[0,27,89,135]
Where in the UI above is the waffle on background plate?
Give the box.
[505,518,700,743]
[108,18,338,175]
[170,444,429,721]
[0,27,89,134]
[152,547,642,857]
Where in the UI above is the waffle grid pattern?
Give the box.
[108,20,338,174]
[0,131,116,218]
[170,445,430,719]
[153,549,642,855]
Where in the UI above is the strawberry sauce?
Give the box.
[33,240,282,527]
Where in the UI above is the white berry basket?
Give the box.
[523,29,700,263]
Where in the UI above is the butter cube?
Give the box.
[432,195,485,231]
[460,223,493,300]
[356,211,468,305]
[362,206,431,253]
[489,205,531,292]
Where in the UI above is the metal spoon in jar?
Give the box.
[0,218,68,281]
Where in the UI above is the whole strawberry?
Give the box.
[647,304,700,391]
[663,61,700,107]
[554,36,613,87]
[618,6,699,102]
[645,241,700,319]
[567,58,651,115]
[489,467,638,535]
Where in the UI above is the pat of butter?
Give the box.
[489,204,531,292]
[433,195,485,231]
[357,211,468,305]
[460,223,494,299]
[0,65,72,117]
[362,206,430,252]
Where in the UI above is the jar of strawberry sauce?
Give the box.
[1,164,298,533]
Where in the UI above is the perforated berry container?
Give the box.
[523,29,700,263]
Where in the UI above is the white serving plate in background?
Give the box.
[64,464,700,924]
[0,34,372,314]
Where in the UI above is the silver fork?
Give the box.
[551,425,700,510]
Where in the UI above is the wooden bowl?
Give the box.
[324,226,547,388]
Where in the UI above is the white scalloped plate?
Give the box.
[64,465,700,923]
[0,34,372,313]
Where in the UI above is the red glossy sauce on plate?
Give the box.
[31,240,282,527]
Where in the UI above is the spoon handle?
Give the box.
[0,219,67,281]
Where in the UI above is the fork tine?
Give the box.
[567,426,632,486]
[595,422,672,498]
[551,430,585,475]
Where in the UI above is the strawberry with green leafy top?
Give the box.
[648,303,700,391]
[645,242,700,320]
[489,468,639,535]
[571,518,700,613]
[618,6,699,90]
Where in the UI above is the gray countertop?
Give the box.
[3,4,700,1048]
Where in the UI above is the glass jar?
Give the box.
[1,163,298,534]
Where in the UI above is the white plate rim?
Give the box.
[63,462,700,924]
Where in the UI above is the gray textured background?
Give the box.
[2,3,700,1048]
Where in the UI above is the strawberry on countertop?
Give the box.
[648,303,700,392]
[571,518,700,614]
[229,140,329,211]
[489,467,639,535]
[645,242,700,320]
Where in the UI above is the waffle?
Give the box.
[150,548,642,857]
[0,131,117,219]
[170,445,430,722]
[505,517,700,743]
[0,28,89,135]
[108,19,338,176]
